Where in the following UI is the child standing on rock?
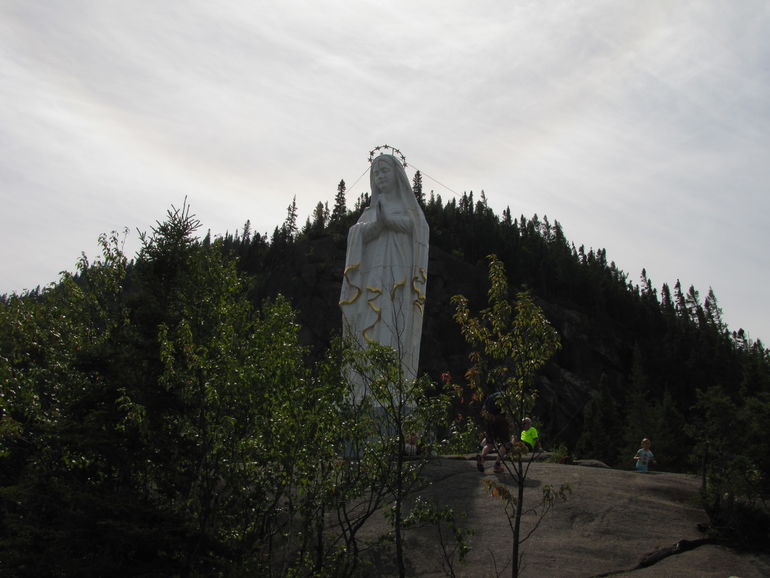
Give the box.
[633,438,656,472]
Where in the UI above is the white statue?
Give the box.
[340,152,429,388]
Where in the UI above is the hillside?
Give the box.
[2,200,768,574]
[223,197,770,469]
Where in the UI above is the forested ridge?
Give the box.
[219,178,769,468]
[1,176,768,575]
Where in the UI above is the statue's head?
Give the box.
[370,154,412,202]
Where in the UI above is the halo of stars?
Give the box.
[368,145,407,167]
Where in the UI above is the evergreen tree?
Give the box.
[353,192,370,213]
[576,374,621,465]
[648,388,685,469]
[5,188,770,570]
[704,287,724,332]
[673,279,687,319]
[412,170,424,207]
[660,282,675,318]
[686,284,705,326]
[283,195,299,240]
[303,201,328,238]
[622,345,654,463]
[331,179,347,224]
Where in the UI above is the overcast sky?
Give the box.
[2,0,769,343]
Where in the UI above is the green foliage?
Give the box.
[687,386,770,547]
[5,174,770,571]
[441,413,481,454]
[343,341,452,577]
[451,255,561,420]
[546,443,571,464]
[403,496,473,577]
[482,479,571,527]
[452,255,564,578]
[0,191,456,576]
[330,179,348,228]
[214,177,769,491]
[618,345,689,470]
[648,388,687,469]
[0,204,392,576]
[575,374,622,465]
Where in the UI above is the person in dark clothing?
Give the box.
[476,392,511,473]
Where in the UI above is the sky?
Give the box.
[2,0,769,343]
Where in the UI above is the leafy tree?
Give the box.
[402,496,473,577]
[342,305,450,577]
[687,386,770,548]
[0,204,358,575]
[688,388,743,514]
[451,255,566,578]
[0,229,154,575]
[5,174,770,570]
[742,393,770,499]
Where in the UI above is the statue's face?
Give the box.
[372,159,396,195]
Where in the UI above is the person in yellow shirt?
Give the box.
[520,417,540,452]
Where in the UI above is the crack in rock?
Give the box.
[637,538,715,568]
[593,538,715,576]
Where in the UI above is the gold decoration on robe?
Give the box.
[412,268,427,312]
[362,286,382,343]
[390,279,406,299]
[339,263,361,305]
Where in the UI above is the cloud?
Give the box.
[1,0,769,341]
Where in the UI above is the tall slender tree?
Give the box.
[412,170,425,207]
[452,255,565,578]
[331,179,347,224]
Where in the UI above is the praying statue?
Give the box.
[340,151,429,389]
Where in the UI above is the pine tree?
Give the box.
[312,201,327,228]
[331,179,347,224]
[576,374,621,465]
[412,170,424,207]
[673,279,687,319]
[648,388,685,468]
[578,245,587,265]
[686,285,705,326]
[704,287,724,332]
[353,192,370,213]
[282,196,299,241]
[622,345,653,462]
[660,283,675,317]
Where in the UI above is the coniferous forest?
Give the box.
[2,176,769,575]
